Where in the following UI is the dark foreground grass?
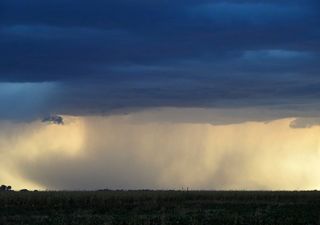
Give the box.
[1,190,320,225]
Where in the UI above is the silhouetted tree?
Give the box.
[0,185,12,191]
[0,185,7,191]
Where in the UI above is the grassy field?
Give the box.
[1,190,320,225]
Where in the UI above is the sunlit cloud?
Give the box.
[0,117,85,189]
[1,109,320,190]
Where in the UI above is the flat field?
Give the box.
[0,190,320,225]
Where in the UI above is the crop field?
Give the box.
[1,190,320,225]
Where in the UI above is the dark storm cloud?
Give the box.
[0,0,320,119]
[42,115,64,125]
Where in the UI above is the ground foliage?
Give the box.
[0,190,320,225]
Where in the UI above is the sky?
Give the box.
[0,0,320,190]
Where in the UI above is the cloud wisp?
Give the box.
[42,115,64,125]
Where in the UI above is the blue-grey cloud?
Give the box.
[0,82,57,121]
[0,0,319,120]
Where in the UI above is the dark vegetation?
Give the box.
[1,190,320,225]
[0,185,11,191]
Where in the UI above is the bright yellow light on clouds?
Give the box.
[1,112,320,190]
[0,116,85,190]
[10,116,85,159]
[80,116,320,190]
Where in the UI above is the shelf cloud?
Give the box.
[0,0,319,122]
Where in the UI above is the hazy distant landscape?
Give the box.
[1,190,320,225]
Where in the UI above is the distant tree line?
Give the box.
[0,185,12,191]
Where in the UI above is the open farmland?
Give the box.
[1,190,320,225]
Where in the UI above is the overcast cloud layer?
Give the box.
[0,0,320,121]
